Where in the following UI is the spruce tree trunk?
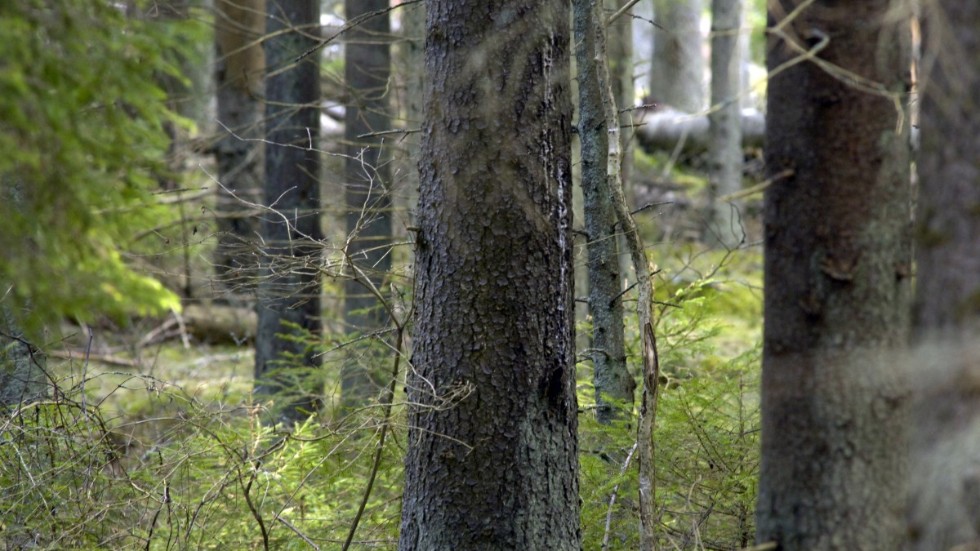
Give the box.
[214,0,265,294]
[341,0,394,404]
[398,0,581,547]
[757,1,912,549]
[906,3,980,549]
[255,0,322,424]
[576,0,633,424]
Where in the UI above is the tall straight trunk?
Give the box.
[705,0,743,247]
[906,3,980,549]
[577,0,634,423]
[398,0,580,548]
[757,1,912,549]
[912,2,980,331]
[214,0,265,293]
[651,0,704,113]
[255,0,322,424]
[341,0,393,404]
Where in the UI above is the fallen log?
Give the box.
[181,303,256,345]
[633,107,765,154]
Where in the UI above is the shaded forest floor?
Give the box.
[9,146,768,549]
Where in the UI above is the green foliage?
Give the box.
[577,245,762,549]
[655,348,760,549]
[0,363,404,549]
[0,1,200,331]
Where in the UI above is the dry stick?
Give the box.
[243,463,271,551]
[341,264,408,551]
[340,325,404,551]
[591,1,662,549]
[276,514,320,550]
[601,443,638,551]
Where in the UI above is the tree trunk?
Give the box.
[341,0,393,405]
[705,0,743,247]
[255,0,322,424]
[906,3,980,549]
[576,0,634,424]
[608,0,635,189]
[757,1,912,549]
[0,305,46,408]
[912,2,980,331]
[0,182,47,408]
[636,106,764,153]
[213,0,265,296]
[651,0,704,113]
[398,0,581,548]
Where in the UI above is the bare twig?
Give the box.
[605,0,643,26]
[276,515,320,550]
[341,285,410,550]
[591,1,662,548]
[601,443,638,551]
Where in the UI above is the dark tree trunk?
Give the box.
[398,0,581,548]
[213,0,265,295]
[906,3,980,549]
[255,0,322,424]
[575,0,633,424]
[757,2,912,549]
[341,0,393,405]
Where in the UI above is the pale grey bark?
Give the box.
[608,0,635,188]
[907,2,980,549]
[705,0,743,247]
[636,106,763,152]
[651,0,704,113]
[757,1,912,548]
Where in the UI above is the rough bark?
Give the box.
[651,0,704,113]
[757,1,912,549]
[577,1,633,425]
[906,2,980,549]
[341,0,393,405]
[213,0,265,295]
[254,0,322,424]
[398,0,580,548]
[705,0,743,247]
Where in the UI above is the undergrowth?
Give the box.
[1,247,762,550]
